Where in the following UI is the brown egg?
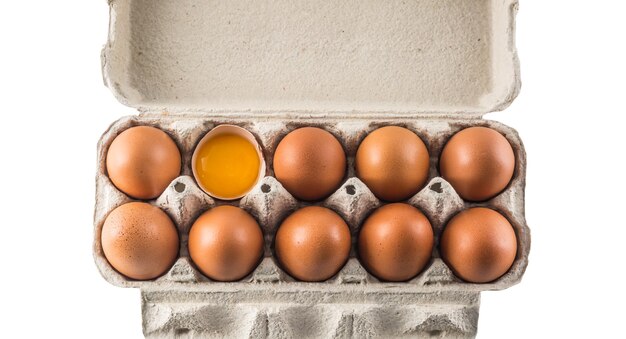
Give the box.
[275,206,351,282]
[101,202,179,280]
[106,126,181,200]
[273,127,346,201]
[440,207,517,283]
[188,205,264,281]
[440,126,515,201]
[358,203,434,281]
[356,126,430,202]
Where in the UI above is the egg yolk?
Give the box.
[194,133,261,199]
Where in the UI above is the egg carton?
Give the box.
[94,114,529,338]
[96,0,529,337]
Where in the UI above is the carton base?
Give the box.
[142,288,480,338]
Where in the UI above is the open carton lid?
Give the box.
[102,0,520,116]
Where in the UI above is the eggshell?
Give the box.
[439,126,515,201]
[106,126,181,200]
[440,207,517,283]
[358,203,434,282]
[356,126,430,202]
[101,202,179,280]
[273,127,346,201]
[188,205,264,282]
[191,124,266,200]
[275,206,351,282]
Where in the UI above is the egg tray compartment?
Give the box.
[94,113,529,338]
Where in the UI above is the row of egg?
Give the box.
[101,201,517,284]
[105,124,516,204]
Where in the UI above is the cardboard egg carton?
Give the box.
[94,115,529,337]
[96,0,529,337]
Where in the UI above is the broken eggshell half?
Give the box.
[191,124,266,201]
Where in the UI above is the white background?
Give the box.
[1,1,624,338]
